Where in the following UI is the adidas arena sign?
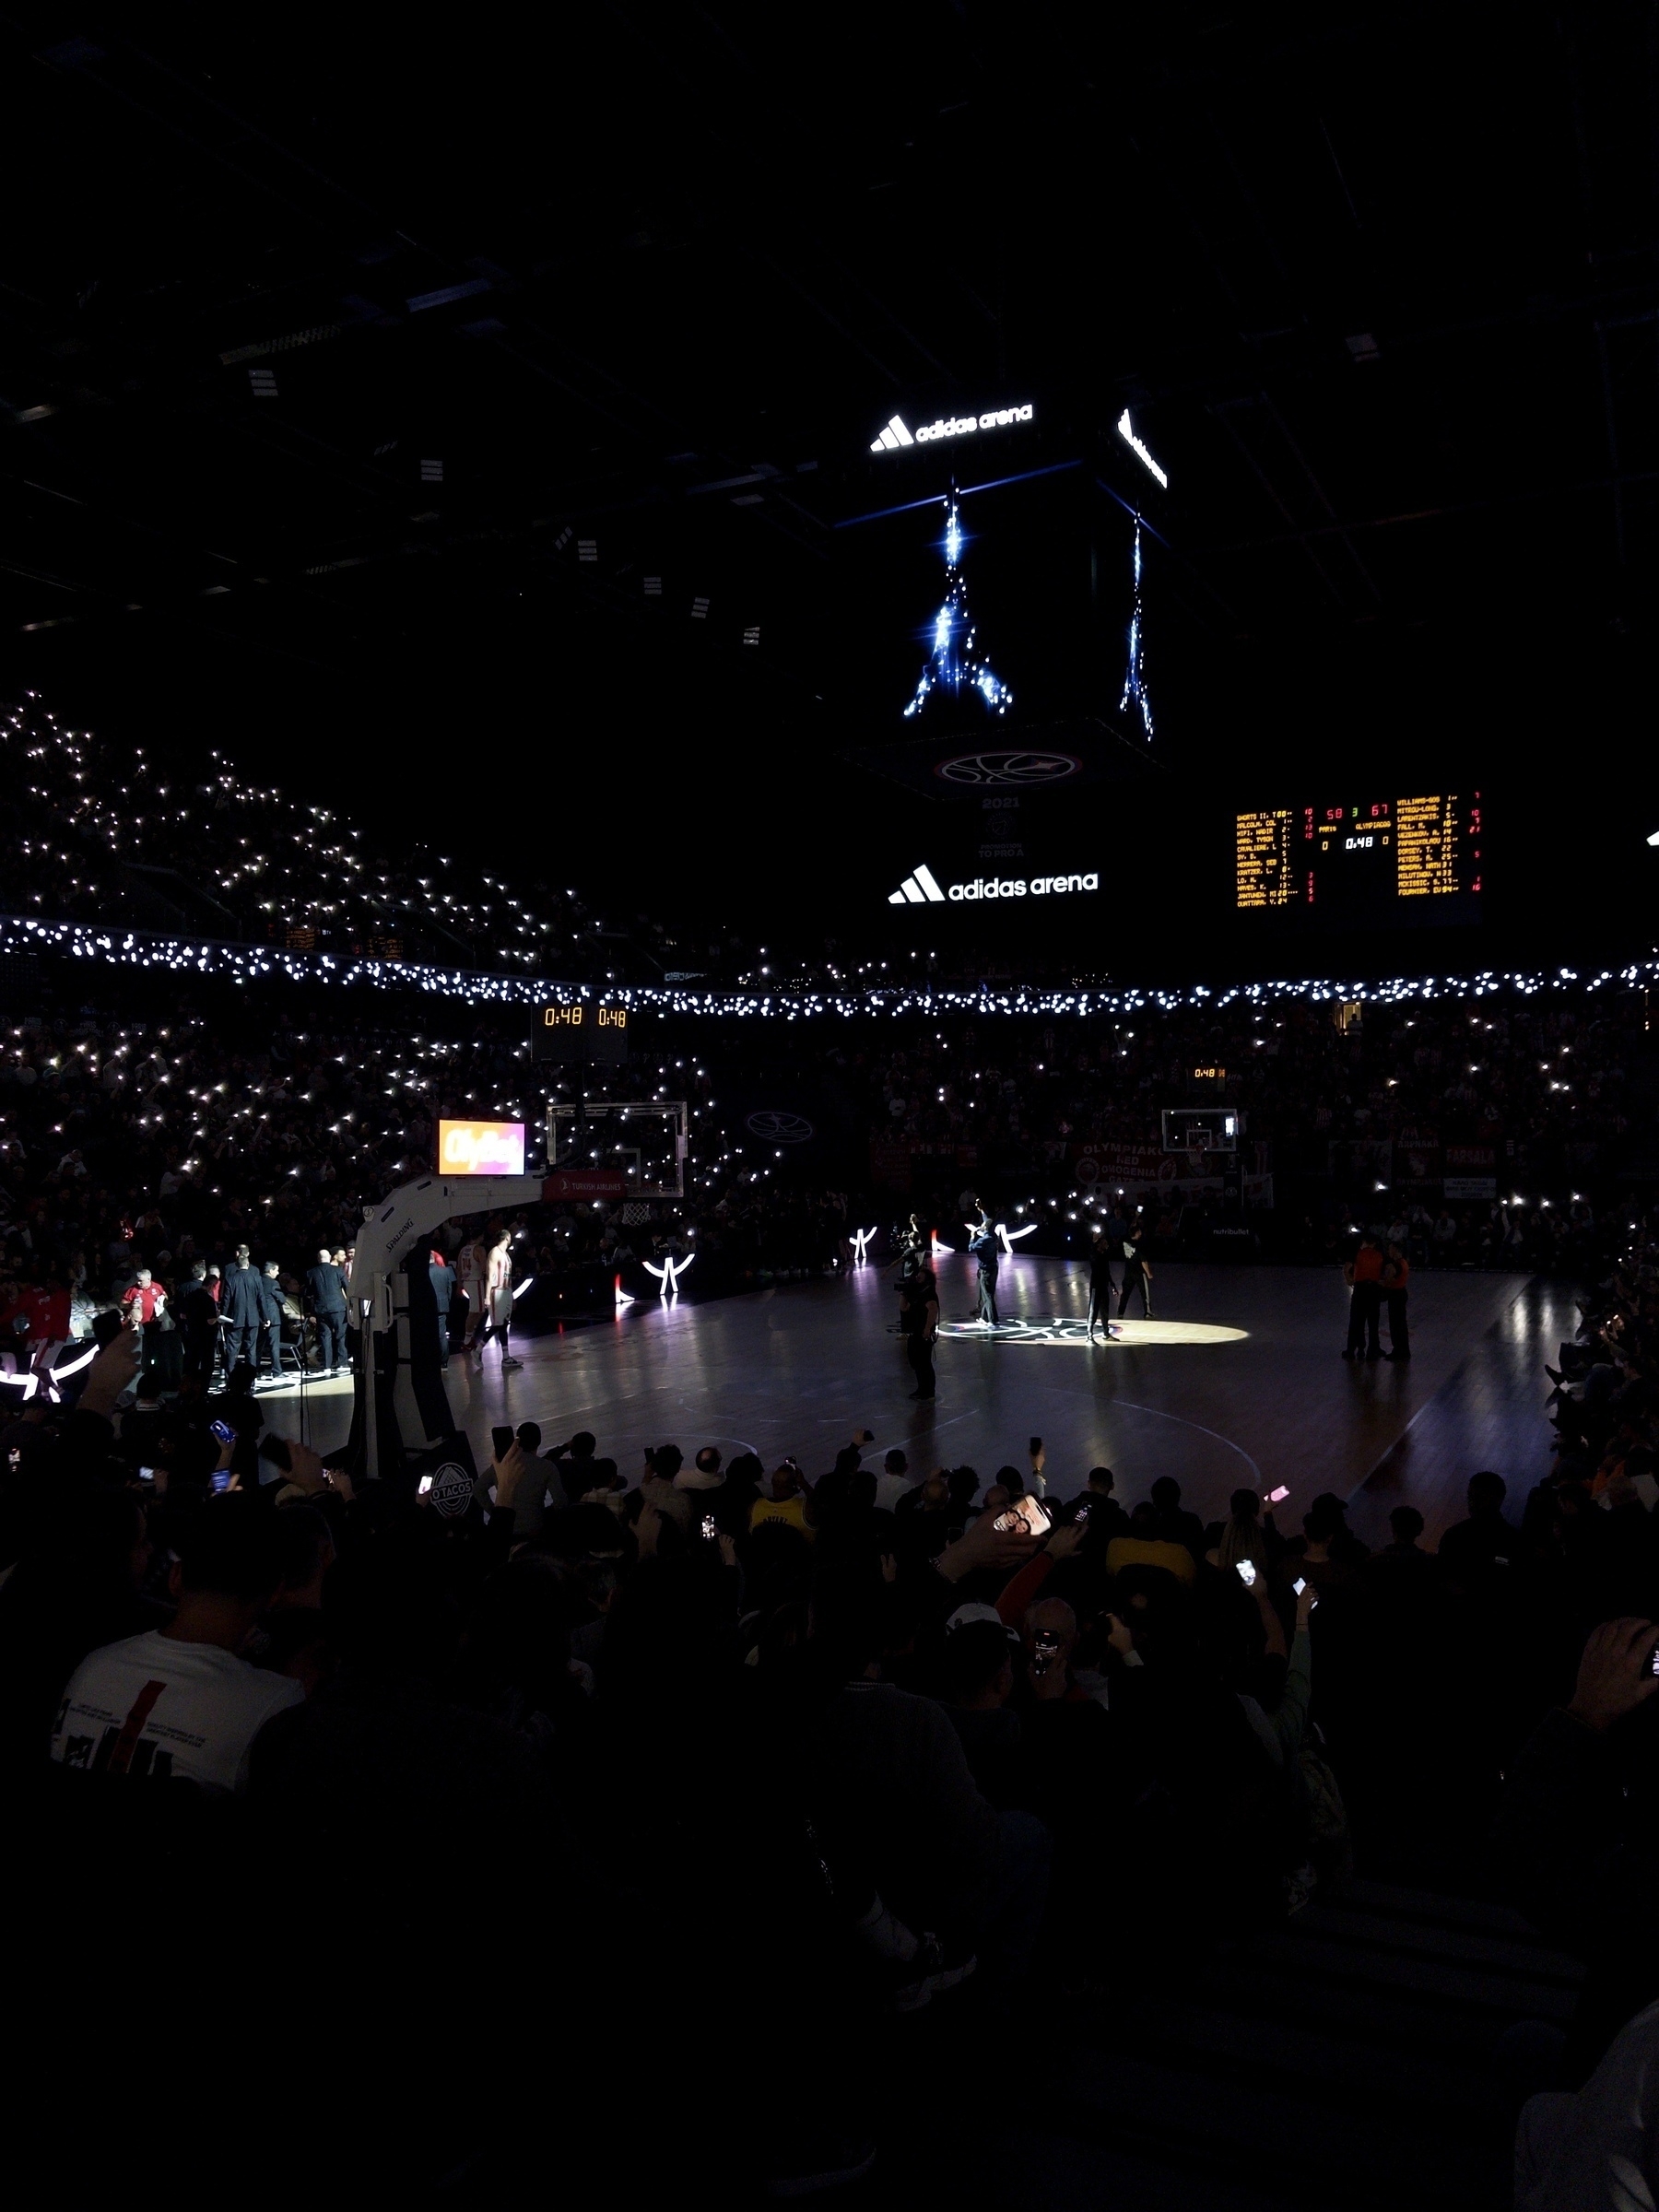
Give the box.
[870,404,1034,453]
[888,863,1099,906]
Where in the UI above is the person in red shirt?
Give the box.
[1343,1233,1384,1361]
[120,1270,165,1327]
[119,1267,169,1399]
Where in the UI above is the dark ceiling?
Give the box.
[4,4,1657,961]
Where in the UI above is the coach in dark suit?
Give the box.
[178,1262,220,1385]
[220,1247,265,1380]
[304,1247,349,1373]
[258,1262,289,1382]
[429,1247,457,1367]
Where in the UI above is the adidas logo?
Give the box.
[870,404,1035,454]
[888,864,947,906]
[886,863,1100,906]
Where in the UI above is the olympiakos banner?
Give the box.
[1074,1143,1173,1187]
[1074,1144,1272,1210]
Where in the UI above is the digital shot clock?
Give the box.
[532,1004,633,1064]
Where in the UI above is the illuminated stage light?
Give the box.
[996,1221,1038,1255]
[643,1253,694,1296]
[851,1226,878,1263]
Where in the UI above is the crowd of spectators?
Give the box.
[850,992,1635,1238]
[11,1212,1659,2195]
[0,978,1643,1382]
[0,866,1654,2192]
[0,1339,1379,2194]
[0,692,699,981]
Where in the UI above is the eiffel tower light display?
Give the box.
[902,497,1013,719]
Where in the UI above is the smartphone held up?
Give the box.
[993,1494,1053,1537]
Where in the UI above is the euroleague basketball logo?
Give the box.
[935,750,1082,788]
[745,1111,815,1146]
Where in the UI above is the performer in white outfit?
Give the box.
[471,1230,522,1371]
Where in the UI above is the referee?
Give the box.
[1087,1227,1116,1340]
[1117,1224,1154,1320]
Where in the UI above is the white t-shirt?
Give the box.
[874,1470,912,1512]
[50,1630,303,1793]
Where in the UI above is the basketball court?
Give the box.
[260,1253,1574,1547]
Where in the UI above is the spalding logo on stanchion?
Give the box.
[429,1461,473,1518]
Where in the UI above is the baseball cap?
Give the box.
[945,1602,1019,1643]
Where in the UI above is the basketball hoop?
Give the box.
[1162,1106,1241,1156]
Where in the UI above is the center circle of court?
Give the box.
[937,1317,1249,1347]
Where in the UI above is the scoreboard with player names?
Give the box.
[1235,794,1481,927]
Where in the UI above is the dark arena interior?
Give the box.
[6,9,1659,2205]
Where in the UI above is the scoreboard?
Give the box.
[532,1003,634,1064]
[1235,794,1480,927]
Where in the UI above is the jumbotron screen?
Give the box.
[1234,794,1481,927]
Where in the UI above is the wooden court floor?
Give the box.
[265,1255,1579,1544]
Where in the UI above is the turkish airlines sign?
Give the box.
[543,1169,629,1201]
